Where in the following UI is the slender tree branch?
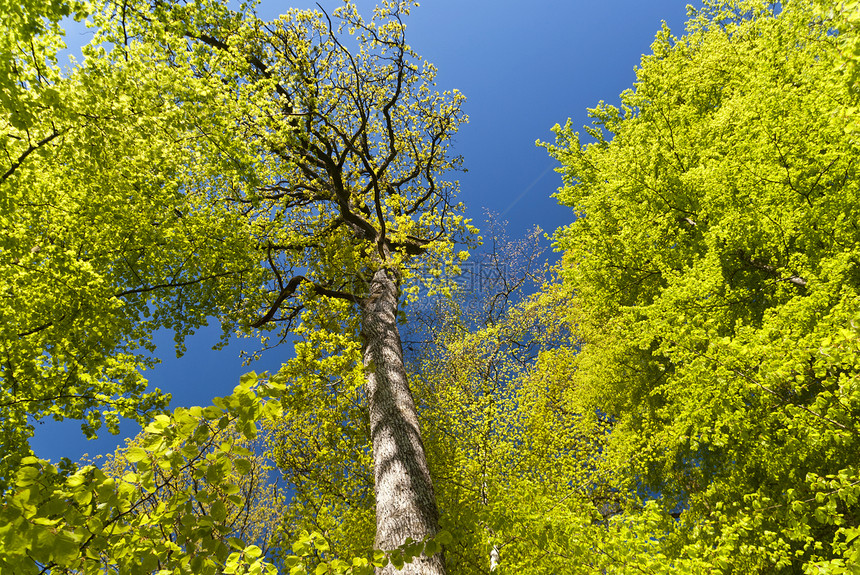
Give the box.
[115,271,239,297]
[1,129,64,184]
[252,275,358,328]
[737,250,807,287]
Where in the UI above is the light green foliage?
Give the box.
[401,229,610,574]
[0,372,446,574]
[0,0,86,132]
[813,0,860,134]
[265,295,377,569]
[0,0,265,493]
[416,280,597,574]
[95,412,286,560]
[272,529,449,575]
[3,0,472,571]
[543,0,860,571]
[0,374,285,574]
[91,0,474,331]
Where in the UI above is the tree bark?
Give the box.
[361,267,445,575]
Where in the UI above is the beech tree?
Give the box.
[3,0,471,572]
[414,272,601,574]
[1,2,288,571]
[543,0,860,571]
[126,4,470,572]
[0,0,262,496]
[264,225,621,574]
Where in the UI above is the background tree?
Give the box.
[543,0,860,571]
[0,0,263,498]
[409,228,627,575]
[1,1,276,571]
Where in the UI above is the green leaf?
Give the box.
[389,552,404,570]
[424,539,441,556]
[313,537,330,553]
[244,545,263,561]
[210,500,227,523]
[234,458,252,475]
[434,530,453,546]
[125,447,148,463]
[15,467,40,488]
[51,532,82,566]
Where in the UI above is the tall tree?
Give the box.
[543,0,860,571]
[266,226,618,575]
[89,1,474,572]
[2,0,470,572]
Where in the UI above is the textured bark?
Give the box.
[361,268,445,575]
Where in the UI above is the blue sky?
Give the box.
[30,0,689,462]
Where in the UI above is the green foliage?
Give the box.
[0,368,444,573]
[418,281,598,574]
[812,0,860,135]
[95,409,286,560]
[0,0,267,494]
[401,228,611,574]
[21,0,860,571]
[3,0,472,571]
[0,374,285,574]
[265,295,377,568]
[542,0,860,571]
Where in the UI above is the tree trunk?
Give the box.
[361,267,446,575]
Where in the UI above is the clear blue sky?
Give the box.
[30,0,690,462]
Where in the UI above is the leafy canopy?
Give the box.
[542,0,860,571]
[2,0,471,572]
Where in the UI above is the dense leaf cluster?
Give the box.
[541,0,860,571]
